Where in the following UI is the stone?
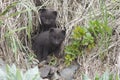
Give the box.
[59,65,79,80]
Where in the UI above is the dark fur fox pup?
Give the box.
[32,28,66,61]
[39,9,58,32]
[34,0,41,6]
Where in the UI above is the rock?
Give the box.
[50,72,60,80]
[50,66,58,74]
[43,78,49,80]
[39,65,59,79]
[39,65,51,78]
[59,65,79,80]
[39,64,79,80]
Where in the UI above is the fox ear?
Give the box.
[49,28,54,33]
[53,11,57,16]
[39,9,46,13]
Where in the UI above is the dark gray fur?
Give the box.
[39,9,58,32]
[32,28,66,61]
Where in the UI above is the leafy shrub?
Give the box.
[0,64,42,80]
[65,26,95,65]
[64,0,114,66]
[88,20,112,42]
[65,20,112,65]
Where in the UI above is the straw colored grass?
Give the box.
[0,0,120,79]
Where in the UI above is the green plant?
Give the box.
[0,64,42,80]
[65,26,95,65]
[49,56,57,65]
[83,71,115,80]
[88,20,112,43]
[65,19,112,65]
[65,0,113,65]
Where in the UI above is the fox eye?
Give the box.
[53,36,56,39]
[50,18,54,20]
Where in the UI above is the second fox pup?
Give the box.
[32,28,66,61]
[39,9,58,32]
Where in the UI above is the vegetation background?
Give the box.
[0,0,120,80]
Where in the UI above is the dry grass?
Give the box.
[0,0,120,79]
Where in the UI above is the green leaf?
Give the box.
[83,74,90,80]
[95,74,100,80]
[24,66,42,80]
[16,69,23,80]
[100,71,109,80]
[0,69,6,80]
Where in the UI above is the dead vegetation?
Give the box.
[0,0,120,79]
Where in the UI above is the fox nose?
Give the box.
[55,41,59,45]
[45,20,50,25]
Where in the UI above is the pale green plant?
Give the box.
[0,64,42,80]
